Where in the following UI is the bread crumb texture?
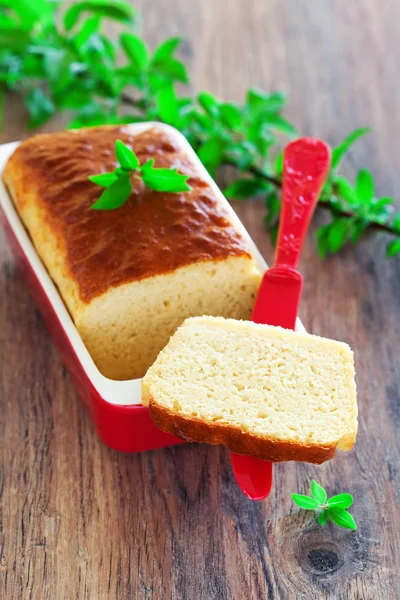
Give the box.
[142,317,358,463]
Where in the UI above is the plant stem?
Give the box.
[120,96,398,239]
[247,163,398,236]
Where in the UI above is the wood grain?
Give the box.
[1,0,400,598]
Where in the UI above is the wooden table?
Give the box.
[1,1,399,598]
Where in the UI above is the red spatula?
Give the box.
[230,137,331,500]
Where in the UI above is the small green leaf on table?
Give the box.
[311,479,327,504]
[328,508,357,530]
[292,494,320,510]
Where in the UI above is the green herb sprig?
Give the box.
[88,139,190,209]
[292,480,357,530]
[1,0,400,256]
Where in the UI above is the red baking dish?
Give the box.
[0,124,292,453]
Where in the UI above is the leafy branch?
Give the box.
[1,0,400,257]
[292,480,357,530]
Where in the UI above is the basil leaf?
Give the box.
[91,174,132,209]
[120,32,149,72]
[88,172,119,187]
[141,162,190,193]
[328,508,357,530]
[331,127,371,170]
[317,510,329,527]
[0,27,30,50]
[0,88,3,131]
[334,175,358,205]
[152,37,183,62]
[74,15,101,49]
[246,88,286,114]
[42,48,71,84]
[151,58,188,83]
[315,224,331,258]
[265,114,296,137]
[392,213,400,232]
[355,168,374,203]
[115,139,139,170]
[386,239,400,258]
[68,104,115,128]
[292,494,319,510]
[197,91,220,118]
[311,480,327,505]
[224,178,269,199]
[350,220,368,244]
[25,88,55,128]
[327,493,353,509]
[274,151,284,176]
[264,189,281,228]
[64,0,135,31]
[156,84,179,125]
[198,136,225,174]
[219,102,242,129]
[327,218,352,253]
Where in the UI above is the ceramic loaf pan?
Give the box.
[0,122,303,452]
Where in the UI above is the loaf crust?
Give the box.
[3,124,252,304]
[147,397,338,464]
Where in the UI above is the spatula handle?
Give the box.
[275,138,331,269]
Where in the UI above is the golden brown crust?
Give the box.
[3,125,252,303]
[147,397,337,464]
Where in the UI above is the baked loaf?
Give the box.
[3,124,262,380]
[142,317,358,463]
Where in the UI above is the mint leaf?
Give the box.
[0,88,3,132]
[219,103,242,130]
[265,114,296,137]
[334,175,358,205]
[317,510,329,526]
[331,127,371,170]
[246,88,286,114]
[64,0,135,31]
[91,174,132,209]
[115,139,139,170]
[327,493,353,509]
[328,508,357,530]
[198,91,220,118]
[156,84,179,125]
[141,161,191,193]
[274,151,284,176]
[292,494,319,510]
[311,480,327,504]
[151,58,188,83]
[392,213,400,232]
[120,32,149,72]
[355,169,374,203]
[327,218,351,253]
[198,136,225,174]
[224,178,269,199]
[88,172,119,187]
[152,37,183,62]
[264,189,281,229]
[350,220,368,244]
[25,88,54,128]
[74,15,101,49]
[386,239,400,258]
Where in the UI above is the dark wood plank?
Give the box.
[1,0,399,598]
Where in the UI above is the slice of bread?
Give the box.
[142,317,358,464]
